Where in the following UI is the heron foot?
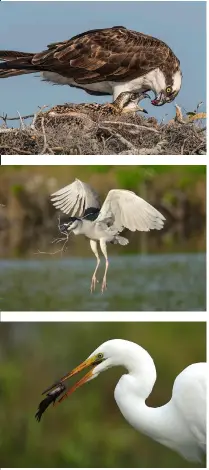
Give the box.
[101,278,107,293]
[90,276,99,293]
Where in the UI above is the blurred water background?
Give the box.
[0,322,206,467]
[0,165,206,311]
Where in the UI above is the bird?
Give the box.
[50,179,165,292]
[0,26,182,106]
[35,91,149,127]
[37,339,206,463]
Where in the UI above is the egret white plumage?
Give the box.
[51,179,165,292]
[41,339,206,462]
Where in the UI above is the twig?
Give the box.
[181,139,187,155]
[48,111,93,121]
[119,139,167,155]
[35,216,69,256]
[16,111,26,130]
[0,128,19,133]
[34,244,68,256]
[40,117,53,155]
[101,120,160,133]
[0,145,33,155]
[99,125,138,153]
[0,113,34,122]
[138,139,167,155]
[40,117,47,154]
[31,105,49,130]
[51,236,68,244]
[192,142,206,155]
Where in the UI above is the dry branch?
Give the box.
[0,103,206,155]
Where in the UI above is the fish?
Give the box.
[35,382,66,422]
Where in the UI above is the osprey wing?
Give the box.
[30,26,173,83]
[0,27,179,82]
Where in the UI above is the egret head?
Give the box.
[42,340,154,405]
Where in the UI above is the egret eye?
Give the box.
[166,86,172,94]
[97,353,103,359]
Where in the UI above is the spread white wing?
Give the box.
[96,189,165,232]
[50,178,101,216]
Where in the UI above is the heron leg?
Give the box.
[90,240,100,293]
[100,239,109,293]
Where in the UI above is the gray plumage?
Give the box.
[51,178,165,292]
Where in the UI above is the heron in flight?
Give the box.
[51,179,165,292]
[36,339,206,462]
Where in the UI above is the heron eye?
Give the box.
[166,86,172,94]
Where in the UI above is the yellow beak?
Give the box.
[42,356,97,405]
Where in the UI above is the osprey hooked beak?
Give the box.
[42,354,104,405]
[151,90,178,107]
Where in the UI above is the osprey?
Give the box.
[0,26,182,106]
[37,92,149,124]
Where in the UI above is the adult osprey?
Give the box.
[0,26,182,106]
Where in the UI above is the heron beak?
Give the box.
[42,356,98,405]
[59,223,69,234]
[59,222,74,234]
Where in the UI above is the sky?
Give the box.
[0,1,206,123]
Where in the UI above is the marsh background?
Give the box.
[0,322,206,468]
[0,165,206,311]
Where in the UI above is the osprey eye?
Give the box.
[166,86,172,94]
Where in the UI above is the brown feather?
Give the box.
[0,69,33,78]
[0,26,180,85]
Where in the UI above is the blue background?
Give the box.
[0,1,206,122]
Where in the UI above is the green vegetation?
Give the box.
[0,165,206,260]
[0,163,206,196]
[0,322,206,467]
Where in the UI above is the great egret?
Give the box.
[51,179,165,292]
[39,339,206,462]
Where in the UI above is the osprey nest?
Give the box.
[0,103,206,155]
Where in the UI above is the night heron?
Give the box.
[51,179,165,292]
